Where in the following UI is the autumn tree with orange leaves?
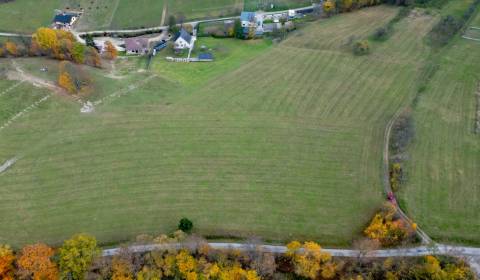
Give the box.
[17,243,59,280]
[0,245,15,280]
[364,202,414,246]
[103,41,118,60]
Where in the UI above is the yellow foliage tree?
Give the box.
[58,233,99,280]
[112,258,134,280]
[176,250,197,278]
[34,28,58,51]
[58,71,75,93]
[137,266,162,280]
[5,41,17,56]
[323,0,336,14]
[0,245,15,280]
[342,0,353,11]
[287,241,335,279]
[364,204,411,246]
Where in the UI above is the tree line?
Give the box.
[0,217,475,280]
[0,28,118,96]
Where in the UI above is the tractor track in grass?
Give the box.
[383,108,433,245]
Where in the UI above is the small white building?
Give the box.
[174,29,195,50]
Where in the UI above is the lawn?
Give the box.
[0,6,439,248]
[0,0,62,33]
[244,0,311,11]
[64,0,119,31]
[150,37,271,88]
[109,0,165,30]
[398,3,480,245]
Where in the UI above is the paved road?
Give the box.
[102,242,480,276]
[0,32,32,37]
[102,242,480,257]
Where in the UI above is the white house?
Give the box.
[240,12,264,36]
[174,29,195,50]
[52,12,79,29]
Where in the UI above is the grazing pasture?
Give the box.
[398,9,480,246]
[0,6,440,248]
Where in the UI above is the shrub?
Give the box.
[372,27,389,41]
[353,40,370,55]
[364,203,414,247]
[178,218,193,233]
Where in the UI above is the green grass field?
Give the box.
[398,4,480,245]
[244,0,311,11]
[0,0,62,33]
[0,6,441,248]
[0,0,312,32]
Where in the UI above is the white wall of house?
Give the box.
[175,37,193,50]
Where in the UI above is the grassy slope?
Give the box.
[167,0,244,20]
[399,1,480,245]
[110,0,165,30]
[65,0,119,31]
[0,6,436,247]
[0,0,62,33]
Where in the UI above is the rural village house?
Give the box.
[240,11,264,36]
[174,29,195,50]
[124,37,150,55]
[52,12,79,29]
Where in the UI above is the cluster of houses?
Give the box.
[50,7,304,61]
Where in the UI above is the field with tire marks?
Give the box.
[399,10,480,245]
[0,7,439,247]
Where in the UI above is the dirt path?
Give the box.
[9,60,82,104]
[93,74,157,106]
[383,108,433,244]
[0,80,24,98]
[0,157,17,174]
[0,94,52,133]
[160,1,168,27]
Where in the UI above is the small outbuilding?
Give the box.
[198,53,214,62]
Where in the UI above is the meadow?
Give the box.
[398,1,480,245]
[0,0,63,33]
[0,6,444,248]
[0,0,313,32]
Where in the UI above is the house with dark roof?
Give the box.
[240,12,264,36]
[52,12,78,29]
[124,37,150,55]
[174,29,195,50]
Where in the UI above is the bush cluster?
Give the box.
[353,40,370,55]
[364,202,415,246]
[429,0,480,47]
